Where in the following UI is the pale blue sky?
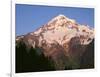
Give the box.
[16,4,94,36]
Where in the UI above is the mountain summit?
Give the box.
[16,14,94,72]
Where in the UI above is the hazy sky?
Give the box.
[16,4,94,36]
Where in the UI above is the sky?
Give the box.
[16,4,94,36]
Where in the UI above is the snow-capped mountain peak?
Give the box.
[16,14,94,70]
[48,14,76,27]
[16,14,94,57]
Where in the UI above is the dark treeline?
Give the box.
[80,39,94,69]
[16,41,55,73]
[15,39,94,73]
